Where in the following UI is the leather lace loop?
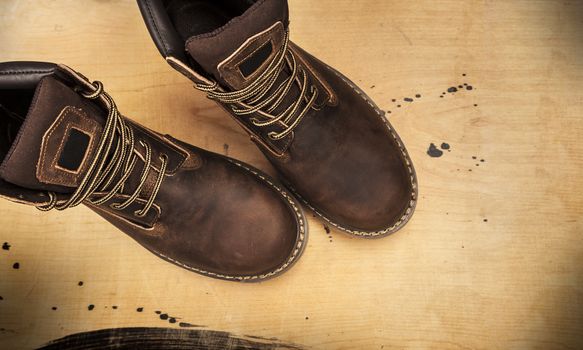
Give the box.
[194,30,319,140]
[37,81,167,217]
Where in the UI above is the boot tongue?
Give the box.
[185,0,289,90]
[0,76,106,193]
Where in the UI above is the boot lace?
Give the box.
[194,30,319,140]
[37,81,168,217]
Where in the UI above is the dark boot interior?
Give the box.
[164,0,257,41]
[0,89,34,163]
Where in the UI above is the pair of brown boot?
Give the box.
[0,0,417,282]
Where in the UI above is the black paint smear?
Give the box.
[440,143,450,150]
[415,94,422,98]
[39,327,304,350]
[404,97,413,102]
[155,311,162,314]
[137,307,144,312]
[78,281,84,286]
[12,262,19,269]
[323,225,331,234]
[2,242,10,250]
[88,305,95,311]
[179,322,202,328]
[447,87,458,93]
[427,143,443,158]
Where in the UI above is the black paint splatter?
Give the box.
[78,281,84,287]
[223,143,229,156]
[440,143,450,150]
[0,296,3,301]
[160,313,169,320]
[112,306,118,310]
[88,304,95,311]
[2,242,10,250]
[324,225,330,234]
[12,262,19,269]
[404,97,413,102]
[169,318,177,324]
[466,86,473,90]
[415,94,421,98]
[136,307,143,312]
[52,307,57,311]
[447,87,458,93]
[427,143,444,158]
[179,322,197,328]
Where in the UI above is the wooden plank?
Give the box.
[1,0,582,348]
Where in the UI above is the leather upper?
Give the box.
[0,61,307,281]
[137,0,418,237]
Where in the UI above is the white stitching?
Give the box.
[149,158,306,281]
[289,67,418,237]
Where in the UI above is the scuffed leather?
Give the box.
[0,61,306,281]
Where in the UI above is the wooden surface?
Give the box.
[1,0,583,349]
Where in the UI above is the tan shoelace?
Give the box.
[195,30,319,140]
[37,81,168,217]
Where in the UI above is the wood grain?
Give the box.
[1,0,582,348]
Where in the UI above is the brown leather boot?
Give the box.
[0,62,306,282]
[138,0,418,238]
